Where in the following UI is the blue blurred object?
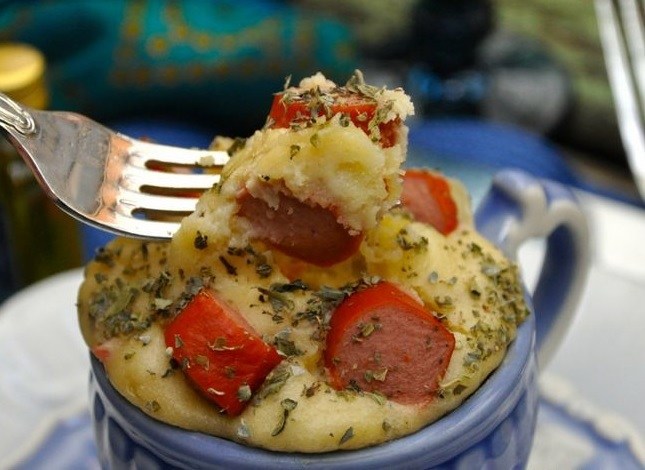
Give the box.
[405,66,487,116]
[80,118,214,262]
[111,118,214,149]
[0,0,357,135]
[408,119,644,207]
[409,119,580,185]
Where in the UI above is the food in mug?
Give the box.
[78,71,529,452]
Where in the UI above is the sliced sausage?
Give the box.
[401,169,458,235]
[236,189,363,267]
[324,281,455,405]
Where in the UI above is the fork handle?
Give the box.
[0,92,37,135]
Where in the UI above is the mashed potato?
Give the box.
[78,72,528,452]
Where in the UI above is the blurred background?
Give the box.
[0,0,639,294]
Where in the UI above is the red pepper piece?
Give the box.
[324,282,455,405]
[401,169,459,235]
[268,92,400,148]
[164,289,282,416]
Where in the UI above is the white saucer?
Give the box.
[0,269,89,468]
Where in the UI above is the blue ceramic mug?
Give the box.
[89,169,589,469]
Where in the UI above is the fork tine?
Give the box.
[127,139,230,167]
[109,213,180,239]
[121,166,220,191]
[118,188,199,214]
[87,202,183,239]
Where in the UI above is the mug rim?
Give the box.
[91,312,535,469]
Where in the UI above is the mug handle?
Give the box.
[474,169,590,367]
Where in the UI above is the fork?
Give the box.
[0,92,230,240]
[595,0,645,199]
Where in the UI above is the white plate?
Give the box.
[0,269,89,468]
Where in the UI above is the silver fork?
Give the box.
[595,0,645,199]
[0,92,230,240]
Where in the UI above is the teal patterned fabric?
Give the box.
[0,0,357,134]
